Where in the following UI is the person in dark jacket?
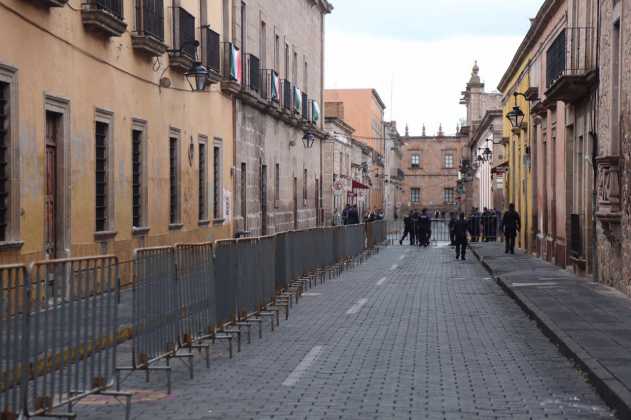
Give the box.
[453,213,470,260]
[400,213,413,245]
[348,205,360,225]
[448,212,457,246]
[411,210,420,246]
[342,204,351,225]
[501,203,521,254]
[419,209,431,247]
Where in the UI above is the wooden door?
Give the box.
[45,112,59,258]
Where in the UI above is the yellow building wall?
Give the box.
[502,59,533,252]
[0,0,234,268]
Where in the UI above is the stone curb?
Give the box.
[470,246,631,420]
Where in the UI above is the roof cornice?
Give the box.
[497,0,563,92]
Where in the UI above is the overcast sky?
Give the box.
[325,0,544,136]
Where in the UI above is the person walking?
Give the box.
[448,212,457,246]
[400,212,413,245]
[419,209,431,247]
[501,203,521,254]
[454,213,470,260]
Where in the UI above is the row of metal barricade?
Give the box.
[0,221,386,419]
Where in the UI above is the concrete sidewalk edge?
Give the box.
[470,246,631,420]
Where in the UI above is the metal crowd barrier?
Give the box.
[0,257,131,420]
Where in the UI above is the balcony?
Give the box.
[282,79,292,111]
[204,27,221,83]
[301,92,309,121]
[131,0,166,57]
[245,54,260,93]
[545,27,598,103]
[82,0,126,37]
[169,7,196,73]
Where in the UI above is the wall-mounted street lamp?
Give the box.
[302,131,316,148]
[167,40,210,92]
[505,92,528,131]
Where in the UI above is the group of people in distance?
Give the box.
[400,204,522,261]
[399,208,433,247]
[341,204,385,225]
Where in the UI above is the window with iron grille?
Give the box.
[198,141,208,221]
[93,0,124,19]
[240,163,247,219]
[411,188,420,203]
[274,163,280,208]
[95,121,109,232]
[0,82,9,241]
[135,0,164,40]
[283,79,292,110]
[132,129,143,227]
[213,144,221,219]
[174,7,196,58]
[411,153,420,167]
[444,188,455,204]
[546,29,566,88]
[303,169,307,206]
[205,27,220,73]
[169,136,179,224]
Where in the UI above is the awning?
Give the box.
[352,180,369,190]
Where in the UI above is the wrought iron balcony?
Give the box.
[282,79,292,111]
[169,7,196,72]
[204,27,221,82]
[546,27,598,103]
[302,92,309,121]
[82,0,126,37]
[246,54,261,93]
[220,42,242,96]
[131,0,166,56]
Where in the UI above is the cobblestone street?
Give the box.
[77,245,613,419]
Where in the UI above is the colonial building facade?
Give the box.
[401,129,466,215]
[0,0,235,264]
[323,111,353,225]
[230,0,332,236]
[384,121,403,220]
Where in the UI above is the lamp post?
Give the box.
[168,40,210,92]
[302,131,316,148]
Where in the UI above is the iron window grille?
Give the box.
[173,6,196,59]
[411,188,420,203]
[546,29,566,88]
[135,0,163,40]
[444,153,454,169]
[0,83,8,241]
[444,188,455,204]
[95,122,109,232]
[198,142,207,221]
[411,154,420,167]
[205,27,221,73]
[169,137,179,224]
[213,146,220,219]
[132,129,142,227]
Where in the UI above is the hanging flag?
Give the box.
[294,86,302,114]
[230,44,242,83]
[271,71,280,101]
[311,100,320,124]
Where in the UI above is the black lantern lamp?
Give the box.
[185,61,210,92]
[506,92,527,130]
[483,146,492,161]
[302,131,316,148]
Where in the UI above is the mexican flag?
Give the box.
[312,100,320,124]
[271,71,280,101]
[230,44,242,83]
[294,86,302,114]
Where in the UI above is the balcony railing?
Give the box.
[135,0,163,40]
[82,0,126,36]
[246,54,260,93]
[546,27,597,102]
[282,79,292,110]
[173,7,195,59]
[91,0,124,19]
[204,27,220,74]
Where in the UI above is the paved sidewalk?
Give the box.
[471,242,631,419]
[76,245,613,419]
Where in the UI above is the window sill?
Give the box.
[94,230,117,241]
[0,240,24,251]
[198,219,210,227]
[132,226,150,236]
[213,218,225,226]
[169,223,184,231]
